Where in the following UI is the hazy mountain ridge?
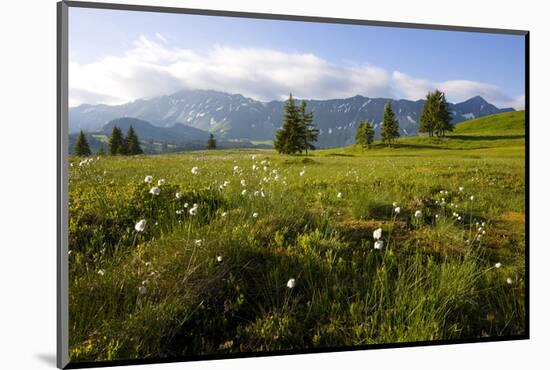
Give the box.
[70,89,514,148]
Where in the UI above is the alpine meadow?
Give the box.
[66,7,527,365]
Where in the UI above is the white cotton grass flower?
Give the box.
[506,277,513,285]
[189,204,198,216]
[195,239,203,246]
[233,165,240,172]
[392,202,398,207]
[175,192,182,199]
[495,262,502,268]
[157,179,165,186]
[414,210,422,218]
[149,187,160,196]
[138,285,147,295]
[176,209,183,215]
[221,212,227,217]
[144,175,153,183]
[252,212,259,218]
[191,167,199,174]
[184,202,189,208]
[374,240,384,250]
[394,207,401,214]
[286,278,296,289]
[337,192,343,199]
[240,179,246,186]
[241,189,247,196]
[97,269,105,276]
[252,164,258,171]
[135,219,147,232]
[299,170,305,177]
[459,186,464,192]
[217,255,223,263]
[373,228,382,240]
[470,195,475,201]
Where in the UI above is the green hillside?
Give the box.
[452,110,525,135]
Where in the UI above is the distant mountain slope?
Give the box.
[453,110,525,135]
[70,89,514,148]
[103,117,210,143]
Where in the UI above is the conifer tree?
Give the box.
[355,120,367,148]
[355,119,375,149]
[432,90,453,137]
[298,100,318,155]
[274,93,302,154]
[108,126,125,155]
[381,101,400,147]
[207,133,216,149]
[74,130,92,156]
[419,91,436,137]
[125,125,143,155]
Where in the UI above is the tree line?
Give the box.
[354,89,453,149]
[74,125,143,156]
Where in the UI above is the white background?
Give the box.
[0,0,548,369]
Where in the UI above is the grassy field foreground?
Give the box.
[68,111,526,362]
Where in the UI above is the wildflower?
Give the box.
[144,175,153,183]
[158,179,165,186]
[189,204,198,216]
[195,239,203,246]
[184,202,189,208]
[435,214,439,218]
[373,228,382,240]
[223,180,230,187]
[149,187,160,196]
[217,255,223,263]
[175,192,182,199]
[221,212,227,217]
[458,216,462,221]
[392,202,398,207]
[241,189,247,195]
[135,219,147,232]
[440,190,445,194]
[138,286,147,295]
[394,207,401,214]
[261,191,266,197]
[459,186,464,192]
[374,240,384,250]
[191,167,199,174]
[337,192,343,199]
[252,164,258,171]
[482,222,486,227]
[251,155,257,160]
[470,195,475,201]
[414,210,422,218]
[240,179,246,186]
[506,277,513,285]
[254,191,260,197]
[252,212,259,218]
[299,170,305,177]
[495,262,502,268]
[97,269,105,276]
[287,278,296,289]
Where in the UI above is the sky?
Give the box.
[68,7,525,109]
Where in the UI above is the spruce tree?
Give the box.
[207,133,216,149]
[108,126,125,155]
[381,101,400,147]
[419,91,436,137]
[298,100,318,156]
[125,126,143,155]
[74,130,92,156]
[432,90,453,137]
[274,93,302,154]
[355,119,375,149]
[364,119,375,148]
[355,120,367,148]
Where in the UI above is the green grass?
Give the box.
[68,111,526,363]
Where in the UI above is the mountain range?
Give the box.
[69,89,514,148]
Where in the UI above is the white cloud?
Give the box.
[69,35,523,110]
[392,71,524,110]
